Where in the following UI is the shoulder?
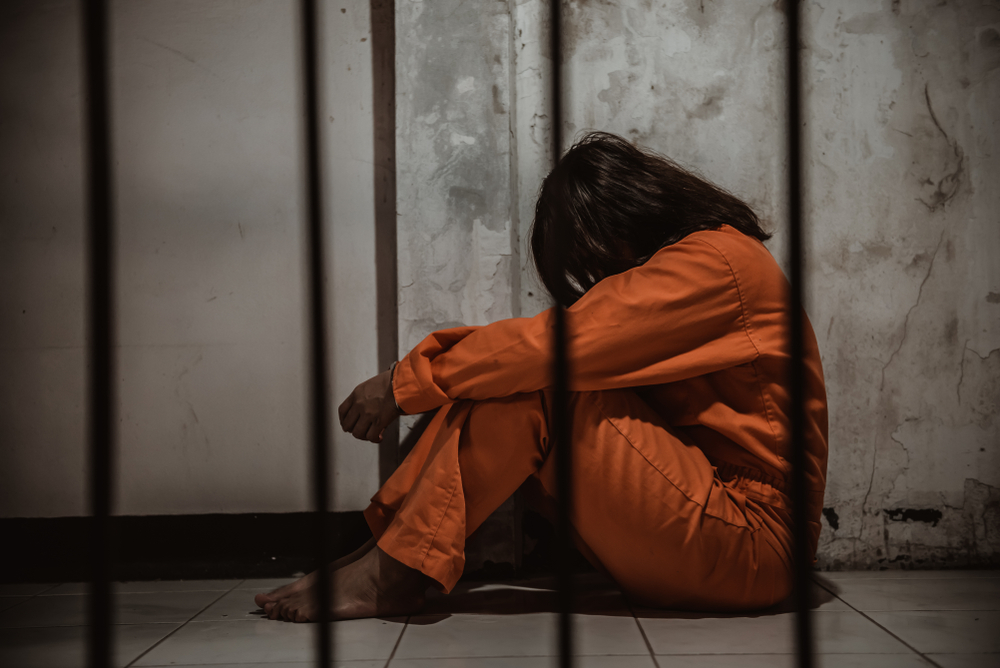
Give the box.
[648,224,780,279]
[650,225,787,316]
[683,224,775,264]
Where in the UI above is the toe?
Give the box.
[254,593,273,608]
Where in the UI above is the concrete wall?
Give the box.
[2,0,996,569]
[0,0,387,517]
[397,0,999,569]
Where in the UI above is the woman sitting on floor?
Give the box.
[255,131,829,622]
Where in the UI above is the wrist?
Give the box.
[388,361,404,415]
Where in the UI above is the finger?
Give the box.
[352,417,373,440]
[341,406,360,433]
[338,395,352,422]
[365,420,383,443]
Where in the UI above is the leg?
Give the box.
[260,393,549,621]
[366,392,552,592]
[530,389,792,611]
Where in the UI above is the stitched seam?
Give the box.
[692,236,782,456]
[417,472,462,567]
[752,358,782,458]
[689,236,760,358]
[596,395,756,532]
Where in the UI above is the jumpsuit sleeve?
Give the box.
[393,235,761,415]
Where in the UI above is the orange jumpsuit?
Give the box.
[364,224,828,611]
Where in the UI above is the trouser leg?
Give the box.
[529,388,792,610]
[364,388,791,609]
[364,392,550,592]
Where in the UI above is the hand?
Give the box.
[338,368,400,443]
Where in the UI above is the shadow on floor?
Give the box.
[408,571,840,624]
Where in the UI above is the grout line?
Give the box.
[383,615,410,667]
[812,577,944,668]
[123,580,243,668]
[623,594,661,668]
[0,582,64,618]
[382,654,655,660]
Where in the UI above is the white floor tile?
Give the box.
[392,657,656,667]
[866,610,1000,654]
[638,610,910,655]
[926,654,1000,668]
[820,570,1000,580]
[397,612,648,659]
[396,613,554,659]
[0,583,57,596]
[652,654,934,667]
[0,590,226,627]
[42,580,241,595]
[132,617,405,665]
[192,587,271,621]
[831,578,1000,611]
[0,622,180,668]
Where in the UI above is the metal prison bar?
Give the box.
[301,0,336,664]
[82,0,114,666]
[785,1,816,666]
[82,0,814,666]
[548,1,575,667]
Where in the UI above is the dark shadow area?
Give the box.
[0,512,372,582]
[414,572,630,621]
[408,570,841,624]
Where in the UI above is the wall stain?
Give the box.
[884,508,943,527]
[822,507,840,530]
[686,83,726,121]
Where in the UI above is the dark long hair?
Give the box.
[530,132,771,306]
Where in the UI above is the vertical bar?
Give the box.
[300,1,333,665]
[549,2,574,667]
[785,1,814,667]
[370,0,399,484]
[82,1,115,666]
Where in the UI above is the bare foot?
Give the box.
[263,545,429,622]
[254,537,377,609]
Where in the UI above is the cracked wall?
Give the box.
[400,0,999,569]
[805,0,999,569]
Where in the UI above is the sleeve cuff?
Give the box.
[391,353,421,415]
[392,348,450,415]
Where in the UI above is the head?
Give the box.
[530,131,771,306]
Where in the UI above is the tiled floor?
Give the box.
[0,571,997,667]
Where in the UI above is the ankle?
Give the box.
[375,546,429,597]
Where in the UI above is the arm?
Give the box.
[393,235,761,414]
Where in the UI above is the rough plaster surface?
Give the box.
[398,0,999,568]
[804,0,1000,568]
[395,0,522,570]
